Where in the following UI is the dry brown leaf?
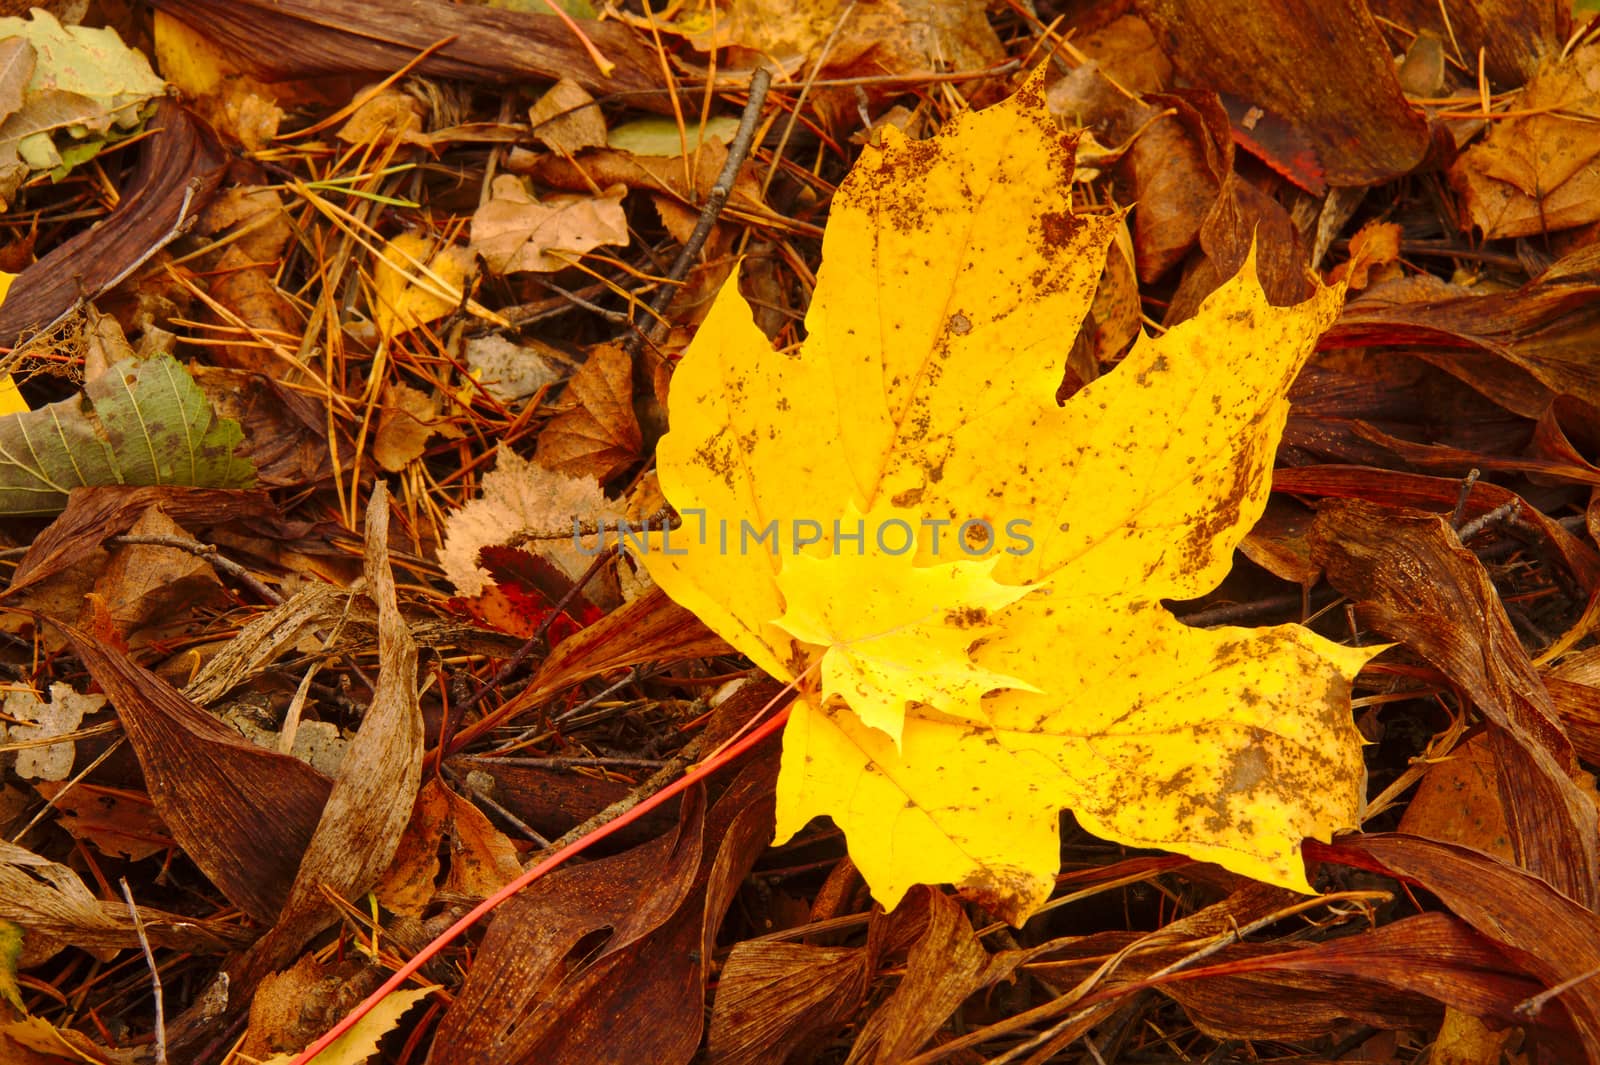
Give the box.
[534,343,641,482]
[1397,733,1513,862]
[3,486,274,602]
[438,447,623,597]
[91,506,226,639]
[1319,834,1600,1057]
[1368,0,1568,85]
[1311,499,1599,906]
[200,186,294,262]
[184,582,344,704]
[528,77,605,153]
[439,782,522,897]
[338,86,429,147]
[1328,220,1403,290]
[60,628,334,923]
[428,739,775,1065]
[661,0,1003,82]
[373,778,450,916]
[520,143,764,219]
[233,483,424,986]
[147,0,664,98]
[1140,0,1429,187]
[470,175,629,275]
[32,781,171,862]
[844,888,1021,1064]
[204,244,303,374]
[427,790,707,1064]
[374,380,450,472]
[708,941,872,1065]
[0,838,251,964]
[1450,45,1600,239]
[240,953,390,1061]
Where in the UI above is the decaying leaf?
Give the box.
[0,10,166,206]
[1449,44,1600,239]
[258,983,436,1065]
[438,447,624,597]
[0,683,105,781]
[528,77,605,153]
[642,75,1377,921]
[469,175,629,275]
[0,354,255,516]
[534,343,643,482]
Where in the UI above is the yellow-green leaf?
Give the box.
[641,73,1378,923]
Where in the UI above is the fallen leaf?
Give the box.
[428,733,775,1065]
[0,10,165,204]
[534,343,642,482]
[1,683,103,781]
[641,75,1377,922]
[438,447,624,598]
[92,505,227,638]
[0,838,250,961]
[337,87,429,148]
[607,115,739,156]
[469,175,629,275]
[1371,0,1568,85]
[373,380,448,472]
[146,0,664,98]
[657,0,1004,83]
[1310,499,1600,907]
[0,353,255,516]
[844,888,1021,1063]
[258,983,435,1065]
[528,77,605,153]
[60,628,334,923]
[3,486,273,603]
[32,781,172,862]
[461,334,566,404]
[372,232,476,342]
[1450,45,1600,239]
[708,940,872,1065]
[1139,0,1429,187]
[1314,834,1600,1058]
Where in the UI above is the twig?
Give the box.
[1456,499,1520,543]
[119,877,166,1065]
[106,533,282,605]
[623,67,773,358]
[1449,468,1480,528]
[439,762,552,847]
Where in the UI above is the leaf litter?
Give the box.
[1,2,1600,1063]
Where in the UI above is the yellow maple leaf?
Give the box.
[640,74,1381,923]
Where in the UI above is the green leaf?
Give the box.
[0,354,256,515]
[607,115,741,156]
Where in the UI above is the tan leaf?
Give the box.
[470,175,628,275]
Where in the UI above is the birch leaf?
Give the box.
[0,354,254,516]
[641,74,1378,923]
